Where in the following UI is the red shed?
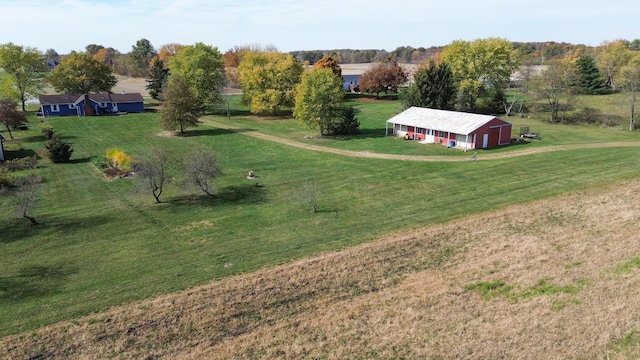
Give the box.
[385,107,512,151]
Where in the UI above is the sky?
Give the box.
[0,0,637,54]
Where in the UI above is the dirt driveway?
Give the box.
[203,119,640,162]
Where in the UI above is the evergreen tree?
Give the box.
[45,135,74,163]
[402,61,455,110]
[576,56,608,94]
[332,106,359,135]
[146,56,168,100]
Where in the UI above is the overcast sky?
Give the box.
[0,0,637,54]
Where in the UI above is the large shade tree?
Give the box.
[169,42,226,114]
[0,42,49,111]
[238,50,303,115]
[48,53,117,94]
[359,59,408,97]
[158,75,201,134]
[294,68,344,135]
[441,38,519,111]
[596,40,633,91]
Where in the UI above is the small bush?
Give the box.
[44,135,74,163]
[105,149,133,171]
[41,126,55,140]
[0,167,12,188]
[0,156,38,171]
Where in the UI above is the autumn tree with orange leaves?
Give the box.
[313,55,342,77]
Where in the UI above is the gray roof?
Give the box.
[386,107,508,135]
[39,93,144,105]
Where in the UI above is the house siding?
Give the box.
[39,93,144,117]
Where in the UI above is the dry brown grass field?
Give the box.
[3,181,640,359]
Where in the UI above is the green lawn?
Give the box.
[1,95,640,336]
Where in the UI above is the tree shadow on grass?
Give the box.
[166,183,268,209]
[177,127,253,137]
[0,262,77,300]
[324,128,387,141]
[207,108,253,117]
[480,139,534,152]
[5,148,39,161]
[7,135,43,144]
[69,157,92,164]
[0,214,120,244]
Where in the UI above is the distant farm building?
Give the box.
[386,107,512,151]
[38,93,144,117]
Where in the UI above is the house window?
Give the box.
[438,131,445,137]
[417,128,423,134]
[69,104,75,109]
[52,104,60,112]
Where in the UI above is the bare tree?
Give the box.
[9,174,41,226]
[530,61,577,122]
[135,148,171,203]
[183,148,222,196]
[292,181,321,213]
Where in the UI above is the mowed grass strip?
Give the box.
[2,180,640,359]
[1,99,640,336]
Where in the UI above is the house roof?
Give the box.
[386,107,509,135]
[39,94,82,105]
[39,92,144,105]
[109,92,144,103]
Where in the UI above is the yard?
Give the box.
[1,91,640,358]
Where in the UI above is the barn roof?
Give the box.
[386,107,508,135]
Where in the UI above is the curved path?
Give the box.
[205,119,640,162]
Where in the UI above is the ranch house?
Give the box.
[38,93,144,117]
[385,107,513,151]
[342,74,361,92]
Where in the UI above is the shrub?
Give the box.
[0,167,12,188]
[105,148,134,171]
[44,135,74,163]
[41,126,55,140]
[0,156,38,171]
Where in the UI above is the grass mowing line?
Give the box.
[2,101,640,338]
